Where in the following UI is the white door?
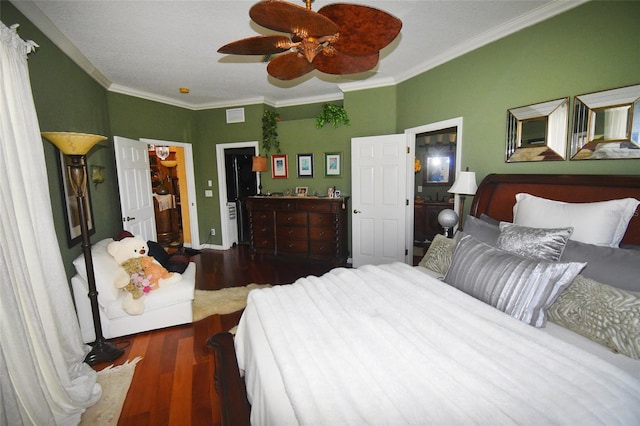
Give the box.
[351,134,408,267]
[114,136,157,241]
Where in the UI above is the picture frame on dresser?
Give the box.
[271,154,288,179]
[58,151,95,247]
[297,153,314,177]
[325,152,342,177]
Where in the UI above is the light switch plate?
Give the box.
[204,189,213,197]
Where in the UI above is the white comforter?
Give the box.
[236,262,639,425]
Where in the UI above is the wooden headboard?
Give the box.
[470,174,640,246]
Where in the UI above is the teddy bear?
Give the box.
[107,236,182,315]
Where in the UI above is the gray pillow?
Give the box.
[444,235,586,327]
[497,222,573,261]
[464,215,500,246]
[560,239,640,292]
[418,234,456,276]
[548,275,640,359]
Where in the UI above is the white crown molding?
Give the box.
[12,0,589,109]
[394,0,589,85]
[10,0,111,89]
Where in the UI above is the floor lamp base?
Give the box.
[85,340,124,365]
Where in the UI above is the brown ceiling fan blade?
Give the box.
[218,35,292,55]
[250,0,338,37]
[267,52,315,80]
[314,51,379,75]
[318,4,402,57]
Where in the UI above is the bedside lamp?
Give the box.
[447,168,477,231]
[41,132,124,365]
[252,155,267,195]
[437,209,459,238]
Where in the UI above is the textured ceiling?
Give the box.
[11,1,585,109]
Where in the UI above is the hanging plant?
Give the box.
[261,109,281,155]
[316,104,350,129]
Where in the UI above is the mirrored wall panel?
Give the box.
[571,84,640,160]
[505,97,569,162]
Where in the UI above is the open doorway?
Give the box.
[142,138,200,250]
[224,147,258,244]
[215,141,260,250]
[405,117,463,265]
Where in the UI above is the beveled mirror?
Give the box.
[505,97,569,162]
[570,84,640,160]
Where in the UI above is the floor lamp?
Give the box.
[447,169,478,231]
[42,132,124,365]
[252,155,267,195]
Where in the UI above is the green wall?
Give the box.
[3,0,639,281]
[396,0,640,180]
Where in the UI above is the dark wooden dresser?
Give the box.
[246,196,349,264]
[414,200,452,244]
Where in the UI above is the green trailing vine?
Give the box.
[261,109,281,154]
[316,104,350,129]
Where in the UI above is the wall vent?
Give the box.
[226,108,245,124]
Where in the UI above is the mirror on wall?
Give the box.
[570,84,640,160]
[415,128,457,196]
[505,97,569,162]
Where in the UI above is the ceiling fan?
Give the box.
[217,0,402,81]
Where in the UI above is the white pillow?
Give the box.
[513,193,639,248]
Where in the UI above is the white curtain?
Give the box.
[0,21,101,425]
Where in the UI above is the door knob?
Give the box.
[353,209,361,214]
[123,216,136,221]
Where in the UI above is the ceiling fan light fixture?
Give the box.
[218,0,402,81]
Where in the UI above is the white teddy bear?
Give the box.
[107,236,182,315]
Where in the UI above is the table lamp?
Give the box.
[447,168,477,231]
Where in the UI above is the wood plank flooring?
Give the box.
[90,244,339,426]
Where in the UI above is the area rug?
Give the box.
[192,283,272,322]
[80,357,142,426]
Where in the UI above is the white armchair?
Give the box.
[71,238,196,343]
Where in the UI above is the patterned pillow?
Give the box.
[444,235,585,327]
[548,275,640,359]
[497,222,573,261]
[418,234,457,276]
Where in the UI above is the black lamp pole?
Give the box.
[67,154,124,365]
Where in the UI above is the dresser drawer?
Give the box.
[276,212,307,226]
[297,199,334,212]
[309,213,335,227]
[278,226,307,240]
[251,211,273,224]
[252,224,273,238]
[248,199,279,211]
[309,226,334,241]
[310,240,337,256]
[254,237,275,250]
[278,239,308,253]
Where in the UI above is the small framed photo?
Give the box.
[271,154,288,179]
[325,152,342,177]
[334,189,341,198]
[425,156,451,184]
[295,186,308,196]
[297,153,313,178]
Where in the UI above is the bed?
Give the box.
[208,174,640,426]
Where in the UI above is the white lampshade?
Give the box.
[448,171,477,195]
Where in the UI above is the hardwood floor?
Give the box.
[90,244,340,426]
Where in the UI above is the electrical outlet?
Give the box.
[210,228,215,236]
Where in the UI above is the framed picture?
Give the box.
[425,156,451,184]
[271,154,288,179]
[325,152,342,177]
[297,153,314,177]
[58,152,95,247]
[295,186,308,196]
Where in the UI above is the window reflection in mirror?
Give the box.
[506,97,568,162]
[520,118,547,147]
[571,84,640,160]
[414,127,456,203]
